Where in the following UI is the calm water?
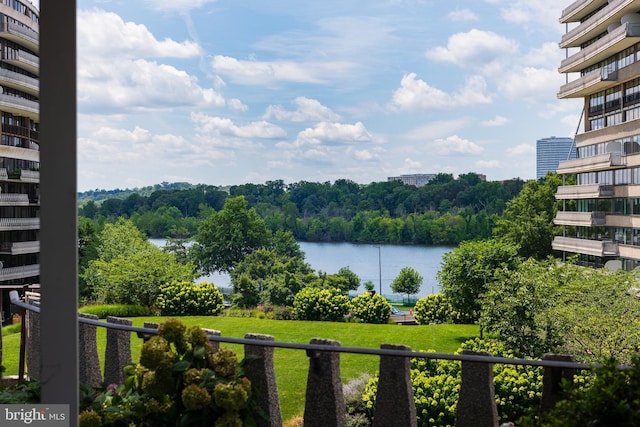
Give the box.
[150,239,452,299]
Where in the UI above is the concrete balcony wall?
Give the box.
[560,0,638,48]
[555,184,615,199]
[554,211,606,226]
[556,152,623,173]
[552,236,618,256]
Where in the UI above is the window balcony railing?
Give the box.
[0,263,38,280]
[0,217,39,230]
[0,193,29,205]
[0,67,37,93]
[554,210,607,226]
[0,240,38,254]
[560,0,635,48]
[560,0,608,24]
[8,291,607,427]
[0,93,38,116]
[556,152,623,173]
[20,169,38,182]
[555,183,615,199]
[0,20,38,51]
[552,236,619,256]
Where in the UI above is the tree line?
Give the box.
[78,173,526,246]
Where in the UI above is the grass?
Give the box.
[1,317,479,422]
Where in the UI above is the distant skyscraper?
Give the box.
[536,136,575,179]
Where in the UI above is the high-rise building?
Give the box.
[554,0,640,270]
[387,174,436,187]
[0,0,39,323]
[536,136,576,179]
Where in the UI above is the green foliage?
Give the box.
[414,293,462,324]
[79,304,151,318]
[157,281,225,316]
[391,266,423,300]
[349,292,391,324]
[83,219,197,307]
[360,338,542,426]
[480,259,640,362]
[79,318,261,426]
[0,380,40,403]
[439,239,521,323]
[293,287,350,322]
[538,357,640,427]
[231,274,260,308]
[337,266,361,292]
[493,173,562,260]
[191,196,271,274]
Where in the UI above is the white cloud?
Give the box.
[481,115,509,126]
[228,98,249,112]
[497,66,563,101]
[498,0,565,32]
[425,29,518,73]
[507,144,535,156]
[79,59,225,112]
[448,8,478,22]
[191,112,287,139]
[212,55,354,85]
[264,97,341,122]
[295,122,375,146]
[405,119,468,140]
[476,159,501,168]
[78,9,201,59]
[390,73,491,111]
[430,135,484,155]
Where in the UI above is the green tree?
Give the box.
[493,173,562,260]
[191,196,271,273]
[337,266,361,292]
[391,267,423,301]
[438,239,521,323]
[97,218,150,262]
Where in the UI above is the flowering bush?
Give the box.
[79,318,260,427]
[413,293,462,324]
[156,281,224,316]
[349,292,391,324]
[293,287,350,322]
[360,338,543,426]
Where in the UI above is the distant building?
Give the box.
[536,136,575,179]
[387,174,436,187]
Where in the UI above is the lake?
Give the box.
[150,239,452,299]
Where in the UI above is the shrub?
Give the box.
[78,304,151,318]
[360,338,543,425]
[156,281,224,316]
[80,318,261,426]
[293,287,350,322]
[350,292,391,324]
[414,293,461,324]
[535,356,640,427]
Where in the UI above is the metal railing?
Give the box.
[7,291,604,426]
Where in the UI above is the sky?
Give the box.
[75,0,583,192]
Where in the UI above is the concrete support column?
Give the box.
[303,338,346,427]
[455,350,498,427]
[78,313,102,387]
[373,344,417,427]
[103,316,132,386]
[244,333,282,427]
[540,354,576,414]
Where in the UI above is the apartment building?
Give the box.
[554,0,640,269]
[387,174,436,187]
[0,0,39,322]
[537,136,576,179]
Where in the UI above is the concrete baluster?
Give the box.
[78,313,102,387]
[103,316,132,386]
[202,328,221,353]
[373,344,417,427]
[540,353,576,414]
[455,350,498,427]
[25,297,39,380]
[244,333,282,427]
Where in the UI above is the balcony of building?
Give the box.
[0,217,39,231]
[19,169,39,183]
[557,152,624,173]
[558,67,618,98]
[0,193,29,206]
[0,263,38,281]
[560,0,639,49]
[554,211,607,226]
[560,22,640,74]
[555,183,615,199]
[0,93,37,120]
[0,20,38,54]
[3,48,38,76]
[0,240,39,255]
[0,68,38,95]
[561,0,608,24]
[552,236,619,256]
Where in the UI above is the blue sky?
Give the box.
[75,0,582,192]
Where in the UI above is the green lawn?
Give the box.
[1,317,479,422]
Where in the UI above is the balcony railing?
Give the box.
[557,152,623,173]
[554,211,606,226]
[552,236,619,256]
[0,20,38,51]
[0,193,29,205]
[20,169,38,182]
[557,67,617,99]
[0,263,38,280]
[0,217,39,230]
[561,22,640,75]
[0,68,38,93]
[8,291,604,427]
[560,0,635,48]
[560,0,608,24]
[555,183,615,199]
[0,93,38,116]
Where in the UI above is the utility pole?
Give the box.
[373,245,382,296]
